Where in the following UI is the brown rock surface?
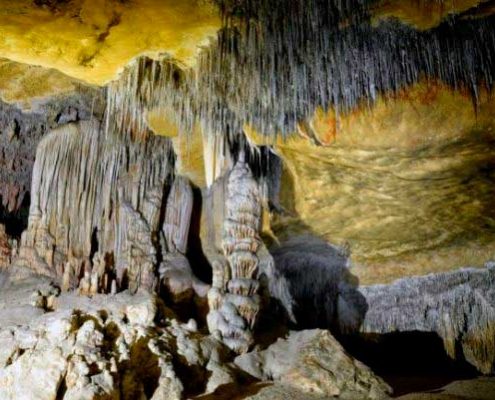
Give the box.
[398,377,495,400]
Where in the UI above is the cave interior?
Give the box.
[0,1,494,399]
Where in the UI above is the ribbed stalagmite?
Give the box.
[207,154,264,353]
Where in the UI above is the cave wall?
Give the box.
[263,81,495,284]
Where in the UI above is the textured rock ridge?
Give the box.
[235,329,392,399]
[352,263,495,374]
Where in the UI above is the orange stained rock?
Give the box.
[372,0,489,29]
[266,81,495,284]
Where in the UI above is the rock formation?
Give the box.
[0,274,392,400]
[235,329,392,399]
[159,176,209,303]
[0,84,103,219]
[205,153,293,354]
[0,0,494,398]
[273,237,495,374]
[0,224,11,269]
[352,262,495,375]
[10,118,197,297]
[0,277,229,400]
[207,155,264,353]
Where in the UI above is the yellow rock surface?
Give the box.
[0,58,80,109]
[265,81,495,284]
[0,0,220,85]
[147,107,207,188]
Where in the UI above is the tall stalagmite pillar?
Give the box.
[207,153,263,353]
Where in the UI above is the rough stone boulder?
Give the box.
[235,329,392,399]
[0,275,234,400]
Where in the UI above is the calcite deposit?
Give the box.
[0,0,493,399]
[207,156,266,353]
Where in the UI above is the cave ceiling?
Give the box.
[0,0,492,90]
[0,0,220,86]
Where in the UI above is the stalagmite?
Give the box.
[207,154,265,353]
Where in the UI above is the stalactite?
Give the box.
[109,2,495,150]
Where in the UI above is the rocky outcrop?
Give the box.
[235,329,392,399]
[0,277,233,400]
[0,274,392,400]
[274,240,495,374]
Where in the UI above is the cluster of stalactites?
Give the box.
[196,1,495,137]
[104,57,192,142]
[13,120,179,296]
[207,155,263,353]
[113,1,495,145]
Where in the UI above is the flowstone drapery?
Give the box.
[11,119,199,296]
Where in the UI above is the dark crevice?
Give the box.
[187,185,211,284]
[89,227,99,262]
[0,191,30,238]
[339,331,480,397]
